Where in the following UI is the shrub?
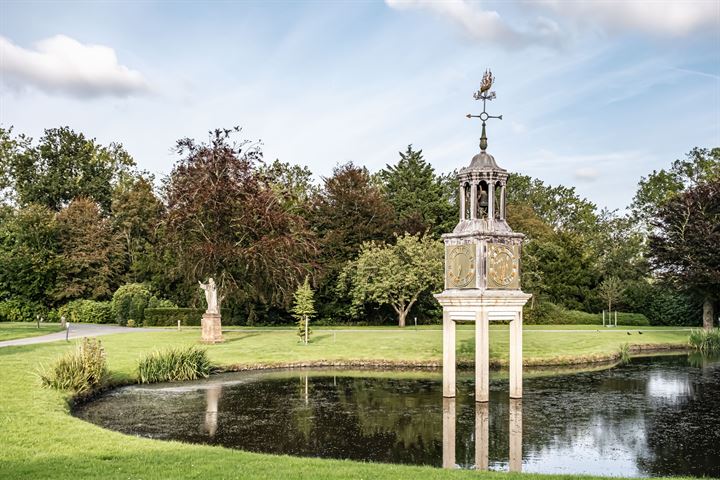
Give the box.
[127,319,137,328]
[39,338,108,393]
[0,299,48,322]
[137,346,212,383]
[689,328,720,353]
[111,284,151,326]
[142,308,204,326]
[523,301,649,326]
[148,296,178,309]
[58,300,112,324]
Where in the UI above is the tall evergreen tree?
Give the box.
[378,145,455,236]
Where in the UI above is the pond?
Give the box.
[74,354,720,477]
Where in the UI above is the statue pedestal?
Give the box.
[201,313,223,344]
[435,289,530,400]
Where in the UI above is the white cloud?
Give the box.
[0,35,149,98]
[574,167,600,182]
[536,0,720,36]
[385,0,563,48]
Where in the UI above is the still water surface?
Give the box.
[75,355,720,477]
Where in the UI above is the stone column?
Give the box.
[499,184,506,220]
[459,184,466,221]
[509,399,522,472]
[475,309,489,402]
[488,182,495,221]
[442,397,456,469]
[509,311,523,398]
[470,182,477,220]
[475,401,489,470]
[443,311,456,397]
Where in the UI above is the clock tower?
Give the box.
[435,71,530,400]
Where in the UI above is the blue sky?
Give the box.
[1,0,719,211]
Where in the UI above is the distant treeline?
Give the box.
[0,126,717,326]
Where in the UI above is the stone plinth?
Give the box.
[435,289,530,400]
[201,313,223,344]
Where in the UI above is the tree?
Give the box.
[292,276,316,344]
[55,198,123,302]
[633,147,720,224]
[648,178,720,329]
[2,126,135,211]
[258,159,316,217]
[0,204,60,317]
[311,162,395,321]
[163,128,316,309]
[111,175,164,282]
[377,145,455,236]
[598,277,624,314]
[340,233,443,327]
[312,162,395,268]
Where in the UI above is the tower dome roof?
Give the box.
[460,151,507,175]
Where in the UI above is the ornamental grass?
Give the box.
[39,338,108,393]
[137,346,212,384]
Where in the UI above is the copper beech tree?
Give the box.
[163,128,316,309]
[649,179,720,329]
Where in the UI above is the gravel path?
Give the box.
[0,323,154,348]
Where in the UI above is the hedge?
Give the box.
[58,300,113,324]
[525,301,649,326]
[143,308,205,326]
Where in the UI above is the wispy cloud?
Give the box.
[0,35,149,98]
[536,0,720,37]
[385,0,563,49]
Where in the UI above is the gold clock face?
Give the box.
[446,244,476,288]
[487,243,520,289]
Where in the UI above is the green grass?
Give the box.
[0,322,64,341]
[0,325,694,480]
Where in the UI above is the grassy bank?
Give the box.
[0,325,694,480]
[0,322,64,341]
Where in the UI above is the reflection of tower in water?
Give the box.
[204,384,222,438]
[442,398,522,472]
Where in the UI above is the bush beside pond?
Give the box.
[137,346,212,383]
[39,338,108,393]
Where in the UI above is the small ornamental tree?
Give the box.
[598,276,624,315]
[341,233,443,327]
[292,277,316,344]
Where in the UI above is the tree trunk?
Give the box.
[398,310,406,328]
[703,297,714,330]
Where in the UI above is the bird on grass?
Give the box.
[627,331,631,335]
[638,331,643,335]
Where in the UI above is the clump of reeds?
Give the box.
[688,328,720,353]
[39,338,108,393]
[137,346,212,384]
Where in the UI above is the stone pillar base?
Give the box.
[201,313,223,344]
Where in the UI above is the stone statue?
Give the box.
[199,277,223,314]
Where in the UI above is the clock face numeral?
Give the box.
[487,243,519,289]
[447,244,476,288]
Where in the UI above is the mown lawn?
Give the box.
[0,325,694,480]
[0,322,64,341]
